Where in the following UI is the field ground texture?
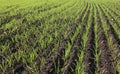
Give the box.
[0,0,120,74]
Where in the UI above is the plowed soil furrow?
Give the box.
[39,3,90,74]
[6,62,27,74]
[83,5,96,74]
[60,4,91,74]
[96,5,116,74]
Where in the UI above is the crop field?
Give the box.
[0,0,120,74]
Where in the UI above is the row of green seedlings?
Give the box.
[94,4,99,74]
